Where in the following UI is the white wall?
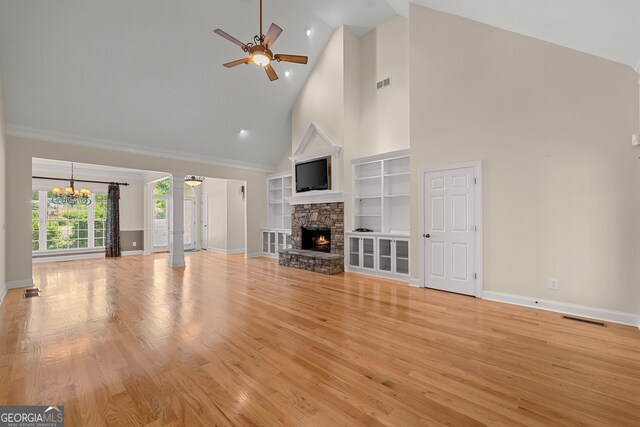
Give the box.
[409,5,640,314]
[6,136,267,283]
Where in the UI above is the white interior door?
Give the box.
[201,195,208,249]
[424,167,476,296]
[184,197,196,250]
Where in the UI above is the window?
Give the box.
[32,191,39,251]
[94,194,107,248]
[32,189,108,253]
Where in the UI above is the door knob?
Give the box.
[424,234,430,238]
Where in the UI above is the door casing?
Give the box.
[419,161,483,297]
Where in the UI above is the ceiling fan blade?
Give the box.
[263,23,283,47]
[265,64,279,81]
[214,29,248,50]
[223,57,251,68]
[274,54,308,64]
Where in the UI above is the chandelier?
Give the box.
[185,175,205,187]
[51,163,92,206]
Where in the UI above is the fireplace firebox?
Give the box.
[301,227,331,253]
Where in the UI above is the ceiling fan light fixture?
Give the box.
[252,53,271,67]
[185,175,205,187]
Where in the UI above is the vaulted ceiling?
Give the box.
[1,1,638,172]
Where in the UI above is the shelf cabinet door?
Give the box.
[269,231,277,254]
[348,237,361,268]
[393,238,410,276]
[378,238,393,273]
[262,231,270,253]
[361,237,376,271]
[276,231,291,252]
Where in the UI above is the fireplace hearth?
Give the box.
[301,227,331,253]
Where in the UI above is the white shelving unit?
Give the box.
[263,172,293,257]
[349,149,410,280]
[352,149,409,234]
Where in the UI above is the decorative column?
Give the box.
[168,175,185,268]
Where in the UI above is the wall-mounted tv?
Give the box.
[295,157,330,193]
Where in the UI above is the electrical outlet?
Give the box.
[132,242,137,247]
[549,279,559,290]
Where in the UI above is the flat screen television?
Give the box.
[295,157,329,193]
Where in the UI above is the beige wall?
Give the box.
[409,5,640,314]
[6,136,267,283]
[292,27,345,156]
[226,180,246,252]
[0,74,6,292]
[359,17,410,158]
[200,178,245,252]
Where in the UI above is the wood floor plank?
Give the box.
[0,252,638,426]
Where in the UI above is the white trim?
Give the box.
[245,252,264,258]
[419,161,483,296]
[6,279,35,289]
[33,252,104,263]
[288,191,345,205]
[482,291,640,327]
[122,250,144,256]
[207,248,246,255]
[0,284,7,305]
[292,122,340,157]
[351,148,410,165]
[8,124,275,173]
[409,277,422,288]
[289,147,341,164]
[634,55,640,73]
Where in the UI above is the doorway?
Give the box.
[421,162,482,296]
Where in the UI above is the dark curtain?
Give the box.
[105,183,121,257]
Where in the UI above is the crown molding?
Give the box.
[6,125,275,173]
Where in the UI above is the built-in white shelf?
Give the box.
[352,149,410,234]
[267,172,292,230]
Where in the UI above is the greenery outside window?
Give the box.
[32,189,108,253]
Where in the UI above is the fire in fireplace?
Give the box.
[301,227,331,253]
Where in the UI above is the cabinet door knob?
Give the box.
[424,234,430,238]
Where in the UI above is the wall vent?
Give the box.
[376,77,392,91]
[562,315,606,327]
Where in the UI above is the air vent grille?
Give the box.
[376,77,392,90]
[562,315,606,327]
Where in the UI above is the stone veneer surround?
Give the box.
[279,202,344,274]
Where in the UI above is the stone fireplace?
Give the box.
[279,202,344,274]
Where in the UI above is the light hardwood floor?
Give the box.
[1,252,639,426]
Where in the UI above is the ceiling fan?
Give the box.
[213,0,308,81]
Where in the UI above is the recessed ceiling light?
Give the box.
[305,29,312,37]
[239,129,248,136]
[284,71,290,77]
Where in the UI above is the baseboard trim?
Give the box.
[482,291,640,327]
[0,283,7,305]
[6,279,35,289]
[122,250,144,256]
[33,252,104,263]
[207,248,245,255]
[245,252,265,259]
[409,277,422,288]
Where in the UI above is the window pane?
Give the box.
[32,241,39,251]
[94,238,104,248]
[78,239,88,248]
[154,199,167,220]
[153,178,171,196]
[32,190,39,201]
